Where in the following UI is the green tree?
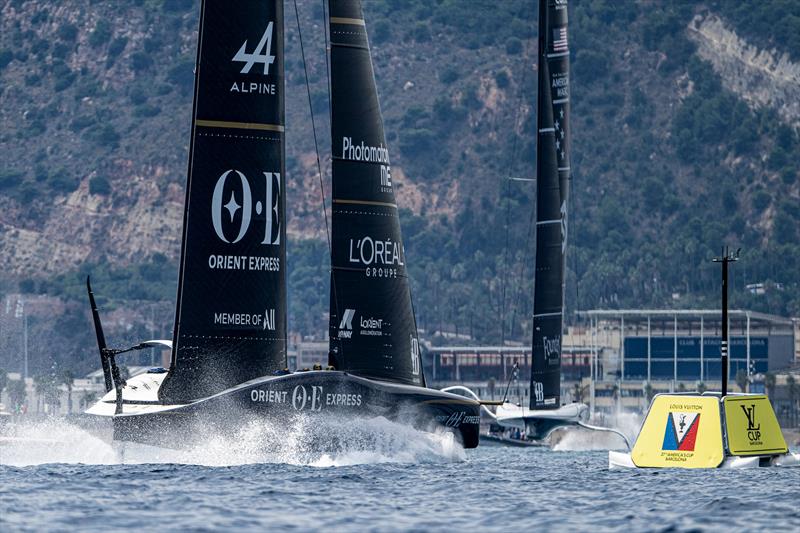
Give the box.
[644,381,654,403]
[80,391,97,410]
[61,370,75,414]
[34,373,60,414]
[0,368,7,404]
[735,368,749,393]
[89,176,111,196]
[8,379,27,413]
[764,372,777,404]
[787,375,798,428]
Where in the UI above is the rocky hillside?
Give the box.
[1,0,799,376]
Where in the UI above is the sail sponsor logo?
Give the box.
[211,170,281,245]
[341,137,390,165]
[337,309,355,339]
[230,21,278,95]
[230,82,277,95]
[359,315,383,337]
[348,236,403,278]
[533,381,544,403]
[341,136,392,192]
[213,308,274,330]
[410,335,420,375]
[662,412,700,452]
[542,336,561,361]
[208,255,280,271]
[551,71,569,100]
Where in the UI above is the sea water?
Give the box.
[1,416,798,531]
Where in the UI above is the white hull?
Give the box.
[609,450,800,469]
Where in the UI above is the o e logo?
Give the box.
[211,170,281,245]
[212,170,252,243]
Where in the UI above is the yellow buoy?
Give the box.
[724,395,788,456]
[631,394,724,469]
[610,392,798,469]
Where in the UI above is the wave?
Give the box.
[551,411,642,451]
[0,415,465,467]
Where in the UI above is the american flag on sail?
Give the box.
[552,27,568,52]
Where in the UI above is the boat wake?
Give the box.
[0,417,118,466]
[552,411,642,451]
[0,415,465,467]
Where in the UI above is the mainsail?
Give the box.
[327,0,423,386]
[160,0,287,402]
[530,0,570,409]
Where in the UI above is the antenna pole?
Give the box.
[712,247,739,397]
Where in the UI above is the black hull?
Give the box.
[113,371,480,449]
[480,434,548,448]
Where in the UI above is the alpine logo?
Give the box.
[232,21,275,75]
[338,309,355,339]
[662,412,700,451]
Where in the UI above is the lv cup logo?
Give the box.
[740,404,761,443]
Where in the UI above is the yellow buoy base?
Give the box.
[620,392,791,469]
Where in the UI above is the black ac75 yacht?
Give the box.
[85,0,479,450]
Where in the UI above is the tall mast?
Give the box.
[159,0,287,402]
[713,247,739,396]
[530,0,570,409]
[327,0,423,386]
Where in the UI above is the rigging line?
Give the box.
[322,0,332,126]
[571,174,580,315]
[500,14,535,344]
[295,0,341,363]
[508,202,536,339]
[293,0,331,254]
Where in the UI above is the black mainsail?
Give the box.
[530,0,570,409]
[327,0,423,387]
[160,0,287,403]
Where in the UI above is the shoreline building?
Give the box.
[424,309,797,418]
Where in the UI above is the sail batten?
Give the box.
[530,0,570,410]
[159,0,287,403]
[328,0,423,387]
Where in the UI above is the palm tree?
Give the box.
[735,368,749,393]
[0,368,8,405]
[786,375,798,428]
[764,372,777,405]
[644,382,654,404]
[80,390,97,410]
[8,379,26,413]
[34,373,60,414]
[33,373,46,413]
[61,370,75,414]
